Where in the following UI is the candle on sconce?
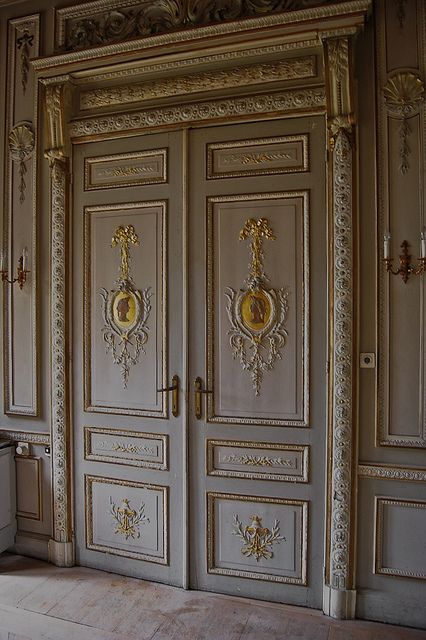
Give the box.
[22,247,27,272]
[383,230,391,259]
[0,251,4,273]
[421,227,426,259]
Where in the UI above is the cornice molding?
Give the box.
[70,87,326,140]
[31,0,371,72]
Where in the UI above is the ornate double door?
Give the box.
[72,115,326,607]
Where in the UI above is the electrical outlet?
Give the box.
[360,353,375,369]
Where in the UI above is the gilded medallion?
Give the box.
[100,225,152,389]
[225,218,288,395]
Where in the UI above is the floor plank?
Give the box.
[1,555,425,640]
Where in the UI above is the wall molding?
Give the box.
[358,463,426,482]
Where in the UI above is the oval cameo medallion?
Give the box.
[241,289,272,332]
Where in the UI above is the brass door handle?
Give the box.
[157,374,179,418]
[194,376,212,420]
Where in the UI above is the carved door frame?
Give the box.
[33,0,371,619]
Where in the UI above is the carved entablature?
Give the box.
[56,0,348,52]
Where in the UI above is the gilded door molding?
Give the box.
[43,77,73,565]
[323,36,358,617]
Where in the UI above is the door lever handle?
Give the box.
[194,376,212,420]
[157,374,179,418]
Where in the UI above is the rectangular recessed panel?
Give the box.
[207,440,308,482]
[15,457,42,520]
[84,201,166,416]
[207,135,308,179]
[85,475,168,564]
[84,149,167,190]
[207,492,307,584]
[207,192,309,426]
[84,426,168,470]
[375,497,426,580]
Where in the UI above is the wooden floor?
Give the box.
[0,554,425,640]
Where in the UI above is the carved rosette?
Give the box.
[383,71,424,174]
[8,123,34,203]
[330,129,353,590]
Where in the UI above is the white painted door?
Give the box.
[188,116,327,608]
[72,130,185,585]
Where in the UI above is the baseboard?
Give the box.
[9,531,50,562]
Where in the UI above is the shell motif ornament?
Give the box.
[383,71,424,175]
[8,123,35,204]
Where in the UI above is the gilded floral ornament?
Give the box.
[383,71,424,174]
[63,0,329,50]
[225,218,288,395]
[109,497,149,540]
[8,123,35,204]
[100,225,152,389]
[232,514,285,561]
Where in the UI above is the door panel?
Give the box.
[189,117,326,608]
[73,131,184,586]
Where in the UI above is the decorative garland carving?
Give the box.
[383,71,424,174]
[70,87,326,140]
[101,225,152,388]
[8,123,34,204]
[16,30,34,94]
[330,128,353,590]
[62,0,335,51]
[232,514,285,561]
[225,218,288,396]
[80,56,316,110]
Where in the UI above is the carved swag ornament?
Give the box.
[63,0,334,50]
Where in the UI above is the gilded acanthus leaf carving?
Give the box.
[63,0,334,50]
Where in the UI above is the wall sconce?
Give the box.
[383,230,426,283]
[0,248,30,289]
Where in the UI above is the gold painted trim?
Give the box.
[15,456,43,521]
[83,200,167,417]
[84,426,168,470]
[69,88,326,143]
[80,57,317,111]
[4,15,40,416]
[0,429,50,446]
[207,492,308,585]
[207,191,309,427]
[206,440,309,483]
[84,149,168,190]
[74,40,322,86]
[374,496,426,580]
[85,474,169,565]
[206,134,309,180]
[358,463,426,483]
